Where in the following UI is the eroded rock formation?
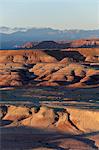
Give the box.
[0,49,99,87]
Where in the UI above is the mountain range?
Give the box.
[0,27,99,49]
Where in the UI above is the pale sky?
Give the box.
[0,0,99,30]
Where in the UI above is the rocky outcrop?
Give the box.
[17,39,99,49]
[1,104,99,149]
[21,106,56,128]
[0,50,57,64]
[69,39,99,48]
[1,104,99,134]
[66,107,99,132]
[67,48,99,63]
[0,61,98,88]
[0,105,80,134]
[30,62,99,87]
[0,49,99,87]
[3,105,31,121]
[0,67,30,87]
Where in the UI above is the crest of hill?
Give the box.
[16,39,99,49]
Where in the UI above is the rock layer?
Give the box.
[0,49,99,87]
[1,104,99,134]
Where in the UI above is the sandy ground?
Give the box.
[0,86,99,150]
[0,126,99,150]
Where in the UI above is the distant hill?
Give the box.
[15,39,99,49]
[0,27,99,49]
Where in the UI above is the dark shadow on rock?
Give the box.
[76,131,99,137]
[84,75,99,85]
[0,120,13,126]
[45,50,85,62]
[0,105,8,119]
[0,126,98,150]
[55,76,82,86]
[72,76,82,83]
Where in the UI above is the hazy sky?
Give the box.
[0,0,99,30]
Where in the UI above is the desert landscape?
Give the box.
[0,38,99,149]
[0,0,99,149]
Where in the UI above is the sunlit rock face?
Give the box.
[0,49,99,87]
[66,107,99,133]
[1,104,99,134]
[0,103,99,149]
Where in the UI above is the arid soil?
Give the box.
[0,104,99,150]
[0,48,99,88]
[0,47,99,149]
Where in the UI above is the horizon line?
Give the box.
[0,26,99,31]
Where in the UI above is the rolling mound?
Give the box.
[0,104,99,149]
[0,49,99,87]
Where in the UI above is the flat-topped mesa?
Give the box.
[16,39,99,49]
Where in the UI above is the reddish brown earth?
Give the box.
[0,48,99,87]
[0,104,99,149]
[18,39,99,49]
[0,47,99,149]
[65,48,99,62]
[69,39,99,48]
